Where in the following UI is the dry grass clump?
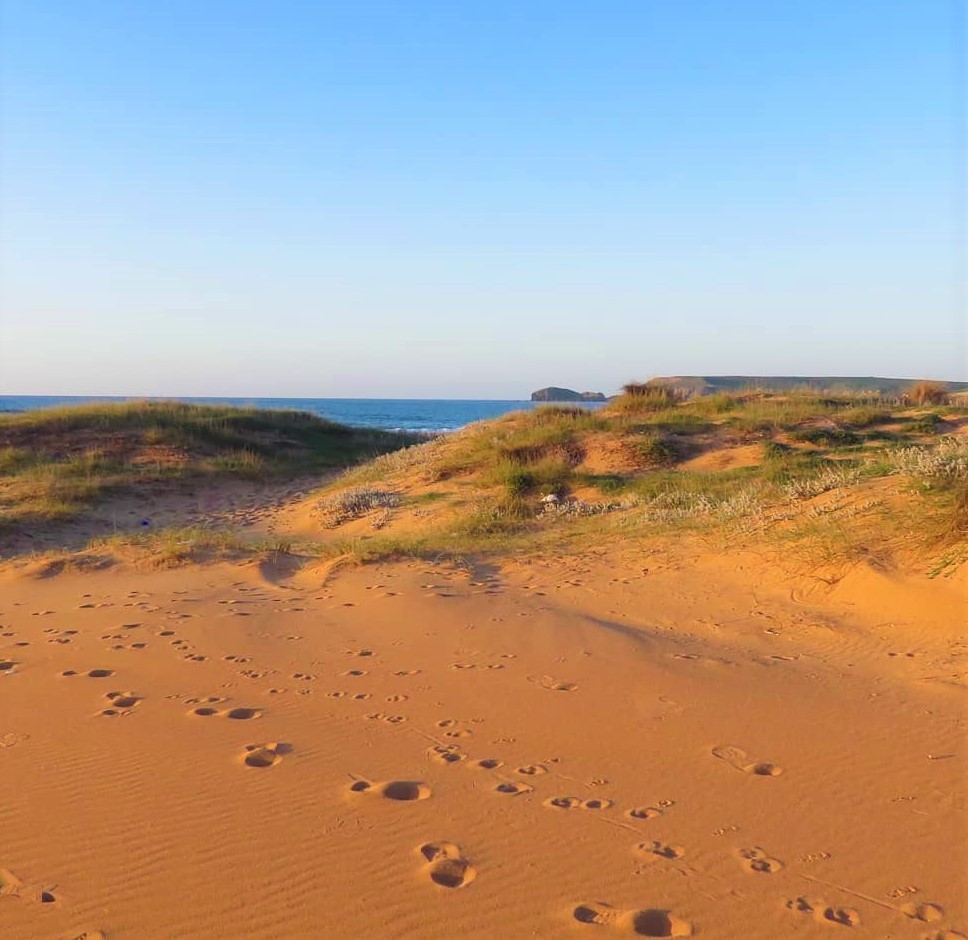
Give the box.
[336,437,447,487]
[836,406,892,429]
[908,381,949,405]
[783,465,864,500]
[608,383,683,415]
[893,437,968,481]
[316,487,401,527]
[950,482,968,535]
[624,432,677,467]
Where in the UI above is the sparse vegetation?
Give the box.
[893,437,968,481]
[316,487,401,527]
[304,387,967,571]
[5,390,966,576]
[0,401,420,535]
[608,383,682,414]
[625,433,677,467]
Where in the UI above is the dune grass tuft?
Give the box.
[0,401,421,533]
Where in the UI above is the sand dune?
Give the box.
[1,525,965,939]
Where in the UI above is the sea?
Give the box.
[0,396,606,434]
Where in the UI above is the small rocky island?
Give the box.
[531,387,607,402]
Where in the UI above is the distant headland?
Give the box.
[645,375,968,397]
[531,387,607,402]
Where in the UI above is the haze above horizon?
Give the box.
[1,1,965,397]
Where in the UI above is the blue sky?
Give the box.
[0,1,963,397]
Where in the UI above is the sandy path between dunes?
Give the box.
[0,545,964,939]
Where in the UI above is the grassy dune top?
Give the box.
[316,385,968,571]
[0,401,420,532]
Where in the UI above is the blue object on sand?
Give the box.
[140,518,151,527]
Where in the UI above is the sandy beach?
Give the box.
[2,495,965,938]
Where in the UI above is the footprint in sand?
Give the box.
[712,745,783,777]
[343,669,367,677]
[366,712,407,724]
[736,847,784,874]
[516,764,547,776]
[185,696,224,706]
[787,896,860,927]
[428,745,466,765]
[100,691,142,716]
[902,903,945,923]
[580,798,613,810]
[626,806,665,821]
[572,902,692,937]
[473,758,505,770]
[224,707,261,720]
[241,742,291,768]
[821,906,861,927]
[0,868,56,904]
[634,841,685,862]
[544,796,582,810]
[528,675,577,692]
[494,781,533,796]
[348,779,432,801]
[0,660,18,674]
[417,842,476,888]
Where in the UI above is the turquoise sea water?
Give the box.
[0,396,605,434]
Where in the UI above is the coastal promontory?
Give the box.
[531,387,606,402]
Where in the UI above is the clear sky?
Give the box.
[1,1,964,398]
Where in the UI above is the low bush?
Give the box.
[316,487,401,526]
[909,413,944,434]
[627,433,677,467]
[608,383,682,414]
[789,427,860,447]
[908,381,949,405]
[837,407,891,429]
[893,437,968,481]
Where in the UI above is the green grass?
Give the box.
[908,413,945,434]
[0,401,421,532]
[12,392,966,573]
[788,427,861,447]
[626,432,678,466]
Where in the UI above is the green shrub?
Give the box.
[910,413,944,434]
[761,440,792,462]
[0,446,32,475]
[789,427,860,447]
[628,433,677,466]
[837,407,891,429]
